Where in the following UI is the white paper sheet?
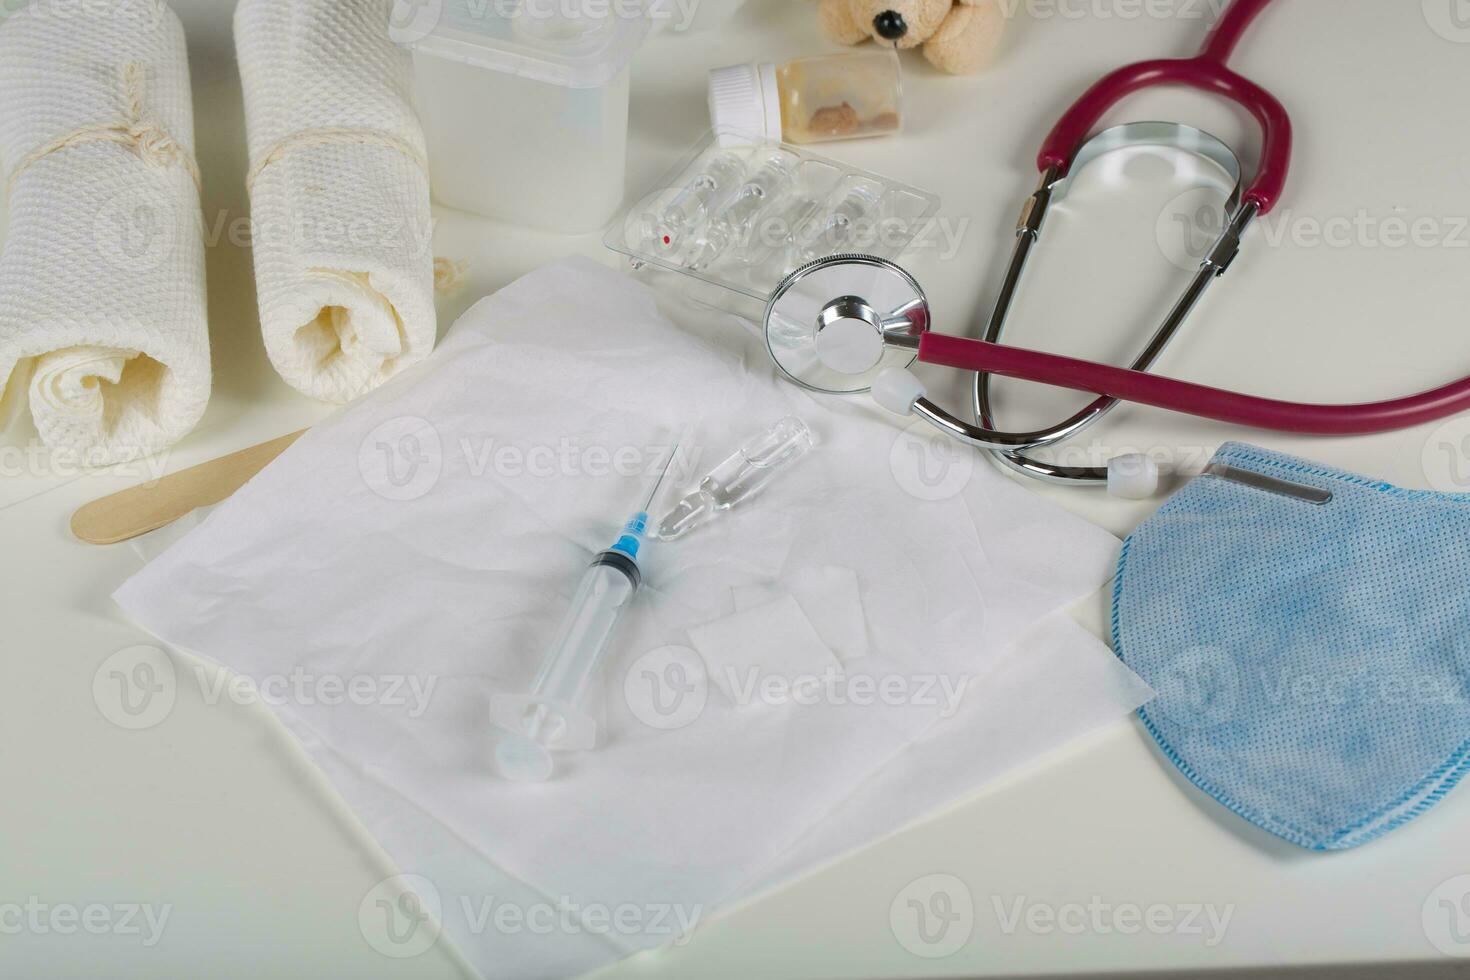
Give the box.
[741,614,1156,897]
[115,259,1144,978]
[690,594,843,706]
[732,566,871,662]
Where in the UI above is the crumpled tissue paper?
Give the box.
[115,258,1150,978]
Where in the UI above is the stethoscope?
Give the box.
[762,0,1470,498]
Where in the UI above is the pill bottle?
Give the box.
[708,49,903,146]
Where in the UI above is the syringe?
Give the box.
[490,450,678,782]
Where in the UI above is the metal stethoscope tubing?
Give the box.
[936,0,1286,489]
[961,183,1256,487]
[764,0,1470,494]
[824,0,1285,494]
[880,143,1252,494]
[762,138,1252,500]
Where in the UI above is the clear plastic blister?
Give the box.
[606,131,940,312]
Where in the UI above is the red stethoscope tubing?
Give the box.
[1039,0,1289,214]
[930,0,1470,437]
[921,333,1470,437]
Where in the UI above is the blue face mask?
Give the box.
[1114,443,1470,850]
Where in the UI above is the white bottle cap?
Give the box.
[708,62,782,147]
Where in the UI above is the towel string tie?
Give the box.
[4,62,201,196]
[244,127,430,196]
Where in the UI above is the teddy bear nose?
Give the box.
[872,9,908,40]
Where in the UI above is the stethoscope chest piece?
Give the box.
[764,253,928,394]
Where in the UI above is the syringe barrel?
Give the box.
[529,553,640,712]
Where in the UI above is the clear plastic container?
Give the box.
[790,174,887,263]
[708,49,903,146]
[654,149,749,254]
[605,132,940,311]
[682,148,801,270]
[393,0,649,233]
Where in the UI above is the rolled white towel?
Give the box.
[0,0,209,467]
[235,0,437,404]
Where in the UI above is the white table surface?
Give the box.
[5,0,1470,977]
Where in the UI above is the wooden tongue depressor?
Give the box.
[70,429,307,545]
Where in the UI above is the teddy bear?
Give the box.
[819,0,1006,75]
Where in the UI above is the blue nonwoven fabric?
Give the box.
[1114,442,1470,850]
